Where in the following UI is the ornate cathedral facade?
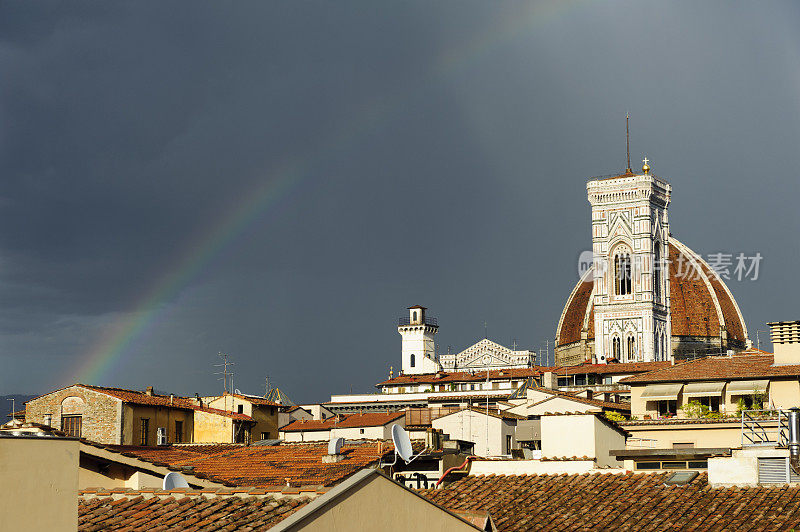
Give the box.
[555,161,749,366]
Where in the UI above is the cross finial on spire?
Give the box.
[642,156,651,175]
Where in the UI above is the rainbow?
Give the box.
[70,1,581,385]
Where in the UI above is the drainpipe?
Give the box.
[789,408,800,474]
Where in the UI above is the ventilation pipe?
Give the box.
[789,408,800,474]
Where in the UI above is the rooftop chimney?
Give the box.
[769,321,800,365]
[145,386,154,396]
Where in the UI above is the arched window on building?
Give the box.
[612,336,621,360]
[654,332,660,361]
[653,244,661,302]
[410,354,415,367]
[412,311,417,322]
[614,252,632,295]
[627,335,636,362]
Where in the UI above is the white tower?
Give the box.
[587,158,672,364]
[398,305,440,375]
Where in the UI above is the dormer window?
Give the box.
[412,311,417,322]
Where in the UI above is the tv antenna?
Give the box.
[214,352,234,394]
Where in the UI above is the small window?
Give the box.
[506,435,512,455]
[261,432,270,440]
[575,375,587,386]
[635,461,661,470]
[470,384,475,391]
[140,418,149,445]
[410,354,415,368]
[61,415,82,438]
[687,460,708,469]
[662,461,688,470]
[360,428,365,434]
[44,414,52,427]
[175,420,183,443]
[237,405,244,414]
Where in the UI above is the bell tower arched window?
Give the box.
[614,251,632,296]
[612,336,621,360]
[627,335,636,362]
[653,244,661,302]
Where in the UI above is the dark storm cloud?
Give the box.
[1,1,798,399]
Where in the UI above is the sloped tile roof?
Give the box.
[557,361,671,375]
[376,368,548,387]
[78,385,255,421]
[528,387,631,412]
[280,412,405,432]
[419,472,800,531]
[78,492,310,531]
[620,354,800,384]
[102,444,244,465]
[117,441,398,488]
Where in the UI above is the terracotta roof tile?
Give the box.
[110,441,399,488]
[529,387,630,412]
[78,385,255,421]
[620,354,800,383]
[556,361,671,375]
[78,492,311,531]
[280,411,405,432]
[419,472,800,531]
[376,368,547,387]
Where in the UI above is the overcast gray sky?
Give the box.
[1,1,798,402]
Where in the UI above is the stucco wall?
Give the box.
[0,437,79,532]
[282,473,478,532]
[469,458,598,475]
[540,415,624,467]
[624,423,742,448]
[432,410,516,457]
[25,386,124,444]
[206,395,279,441]
[193,409,235,443]
[123,405,194,445]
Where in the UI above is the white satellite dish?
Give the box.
[328,437,344,455]
[392,425,414,463]
[162,472,190,490]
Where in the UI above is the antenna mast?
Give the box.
[214,352,235,395]
[626,113,632,172]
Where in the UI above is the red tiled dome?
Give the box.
[555,238,748,349]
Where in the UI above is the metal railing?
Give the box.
[398,316,438,327]
[741,409,789,447]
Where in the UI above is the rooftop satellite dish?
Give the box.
[162,472,190,490]
[234,388,242,395]
[328,437,344,455]
[392,425,414,463]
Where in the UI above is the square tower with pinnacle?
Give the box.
[587,160,672,364]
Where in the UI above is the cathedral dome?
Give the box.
[555,237,749,363]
